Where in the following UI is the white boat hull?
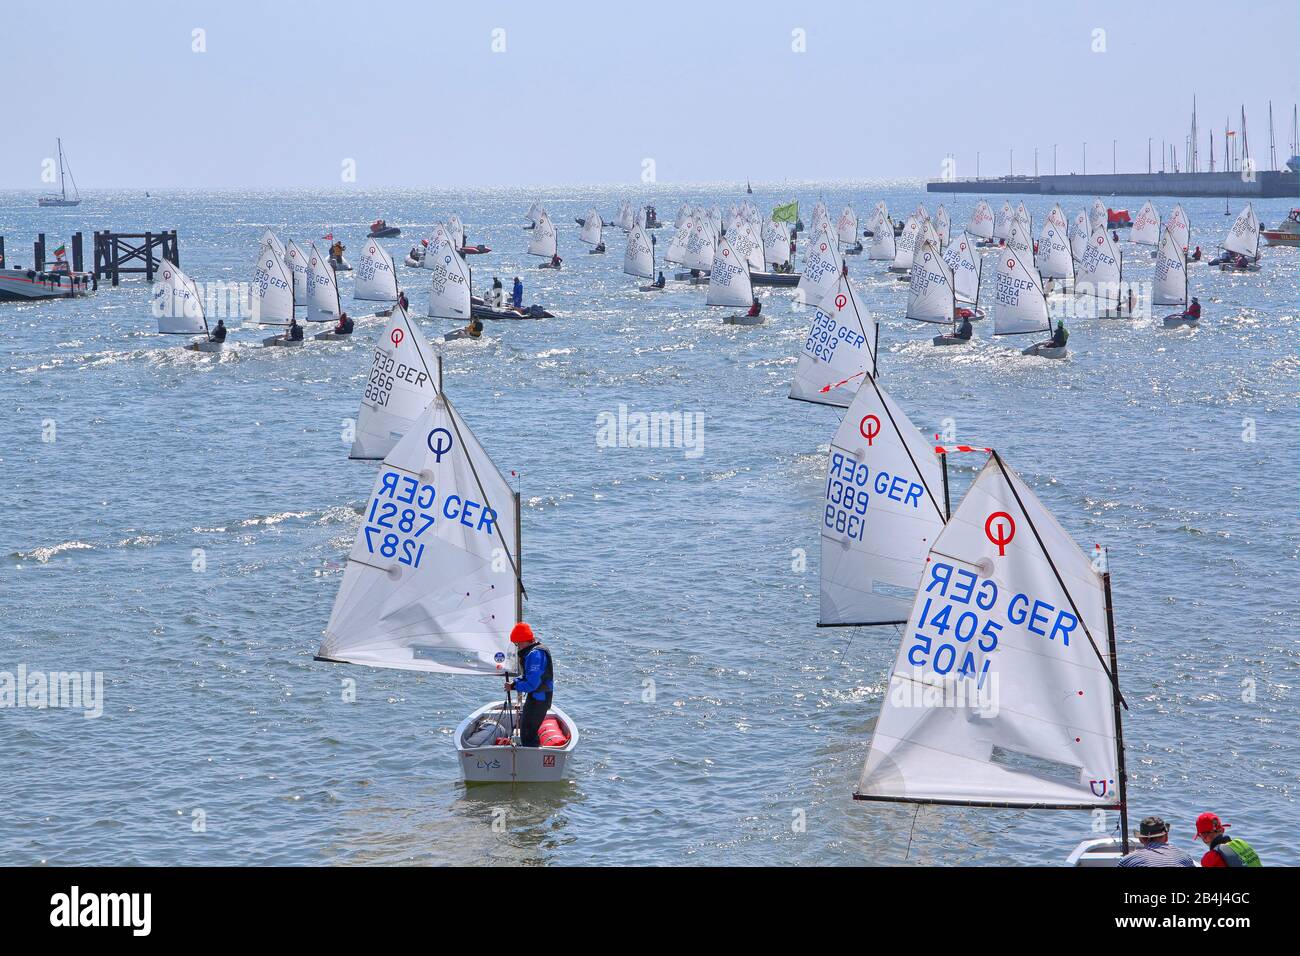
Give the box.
[723,313,764,325]
[185,339,224,353]
[313,330,353,340]
[933,334,971,346]
[263,334,305,347]
[1022,341,1067,359]
[1161,314,1198,328]
[456,700,578,784]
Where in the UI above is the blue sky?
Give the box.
[4,0,1296,188]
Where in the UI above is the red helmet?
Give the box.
[509,622,535,644]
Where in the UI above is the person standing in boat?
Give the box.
[209,319,227,343]
[489,276,504,307]
[1194,812,1262,867]
[1117,816,1195,867]
[511,277,523,309]
[505,623,553,747]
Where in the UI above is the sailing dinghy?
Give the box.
[581,209,604,252]
[426,235,472,321]
[967,200,996,244]
[797,224,844,307]
[624,216,659,290]
[353,238,400,314]
[941,231,984,320]
[252,241,299,345]
[319,369,577,783]
[1154,226,1194,328]
[305,243,346,340]
[888,217,920,275]
[1075,227,1124,317]
[1129,201,1160,247]
[1219,202,1261,270]
[854,450,1131,866]
[789,277,878,406]
[708,235,759,324]
[528,211,560,266]
[153,260,221,352]
[993,247,1062,358]
[907,240,969,346]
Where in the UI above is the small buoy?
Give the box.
[537,716,568,748]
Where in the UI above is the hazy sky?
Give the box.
[5,0,1297,189]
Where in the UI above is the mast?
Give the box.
[1268,101,1276,171]
[57,138,66,200]
[1102,565,1130,855]
[513,491,523,622]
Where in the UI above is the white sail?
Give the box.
[447,214,465,250]
[797,224,843,306]
[524,200,544,223]
[731,219,764,273]
[821,374,948,625]
[260,230,286,258]
[1005,222,1033,265]
[1036,222,1074,282]
[906,240,955,324]
[992,247,1049,336]
[306,243,341,322]
[426,236,472,320]
[967,200,995,241]
[682,220,715,272]
[624,219,654,278]
[527,212,558,258]
[891,216,920,271]
[810,200,830,235]
[1152,226,1188,308]
[934,205,951,249]
[868,216,896,261]
[663,218,693,265]
[857,454,1120,808]
[153,260,208,335]
[251,241,295,325]
[942,231,982,305]
[1089,198,1108,234]
[618,201,635,231]
[284,239,311,300]
[837,206,858,245]
[763,219,790,268]
[421,224,454,270]
[580,209,603,247]
[1069,211,1090,262]
[1166,204,1190,255]
[1130,201,1160,246]
[705,235,753,308]
[349,304,440,460]
[1014,203,1032,239]
[992,201,1013,240]
[354,239,399,301]
[1046,204,1069,234]
[1223,202,1260,258]
[789,278,877,408]
[1075,227,1122,304]
[321,386,520,675]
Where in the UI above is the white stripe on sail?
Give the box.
[789,278,877,407]
[354,239,399,302]
[349,304,440,460]
[322,387,519,675]
[857,454,1119,808]
[821,375,947,625]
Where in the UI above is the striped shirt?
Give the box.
[1117,841,1197,867]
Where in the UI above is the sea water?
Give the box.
[0,184,1295,865]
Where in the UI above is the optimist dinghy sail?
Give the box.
[820,374,948,625]
[906,240,955,324]
[1166,204,1190,256]
[447,214,466,250]
[426,236,472,320]
[942,231,982,305]
[581,209,604,247]
[890,216,920,272]
[284,240,311,301]
[252,241,296,325]
[1223,202,1260,259]
[855,451,1127,823]
[153,260,209,337]
[348,304,439,460]
[837,206,859,246]
[934,205,951,249]
[354,239,399,302]
[1089,198,1108,234]
[624,217,654,279]
[306,243,342,322]
[1075,227,1123,307]
[868,215,897,261]
[967,201,995,241]
[261,230,286,258]
[706,235,753,308]
[1036,221,1074,283]
[1152,225,1188,308]
[992,201,1014,241]
[993,247,1050,338]
[682,220,715,272]
[763,219,791,269]
[527,211,558,258]
[663,216,693,266]
[1130,201,1160,246]
[798,224,844,305]
[1069,211,1091,263]
[321,378,520,674]
[789,277,877,407]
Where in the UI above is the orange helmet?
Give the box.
[509,622,535,644]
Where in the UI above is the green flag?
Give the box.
[772,200,799,224]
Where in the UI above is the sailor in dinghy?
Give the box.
[153,259,224,352]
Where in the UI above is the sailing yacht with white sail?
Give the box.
[38,139,81,207]
[319,367,578,783]
[993,246,1062,358]
[348,304,439,460]
[153,260,220,352]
